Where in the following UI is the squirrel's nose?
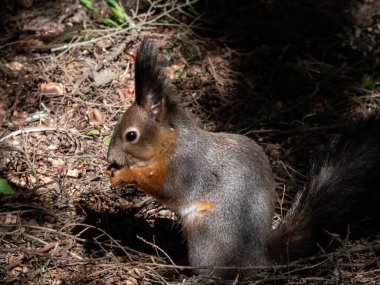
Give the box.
[107,147,126,169]
[107,154,122,170]
[107,147,117,165]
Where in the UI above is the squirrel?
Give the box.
[107,39,380,278]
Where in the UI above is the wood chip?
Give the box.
[66,169,80,178]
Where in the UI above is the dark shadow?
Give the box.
[0,182,60,283]
[187,0,379,132]
[73,188,187,265]
[0,185,57,224]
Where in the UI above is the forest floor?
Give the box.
[0,0,380,284]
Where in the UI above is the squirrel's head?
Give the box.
[107,39,179,168]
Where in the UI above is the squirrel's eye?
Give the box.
[126,131,138,142]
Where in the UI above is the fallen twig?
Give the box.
[0,127,68,143]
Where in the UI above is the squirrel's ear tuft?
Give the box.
[135,39,168,122]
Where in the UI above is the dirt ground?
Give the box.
[0,0,380,284]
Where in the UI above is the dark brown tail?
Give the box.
[269,116,380,263]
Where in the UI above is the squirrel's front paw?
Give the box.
[107,167,132,188]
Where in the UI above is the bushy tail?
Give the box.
[269,116,380,263]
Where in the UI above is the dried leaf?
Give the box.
[166,64,185,80]
[0,101,6,118]
[6,62,24,72]
[126,277,138,285]
[116,88,134,101]
[7,255,16,264]
[187,64,202,76]
[40,82,65,95]
[86,108,103,124]
[96,39,113,49]
[22,266,29,274]
[21,0,33,8]
[92,70,115,86]
[94,45,105,58]
[49,158,64,169]
[12,110,28,119]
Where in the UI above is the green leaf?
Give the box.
[101,17,121,28]
[175,69,187,79]
[103,136,112,146]
[361,74,375,90]
[0,179,15,195]
[163,49,174,62]
[80,0,94,11]
[80,0,121,28]
[107,0,126,22]
[87,129,100,136]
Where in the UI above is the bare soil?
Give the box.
[0,0,380,284]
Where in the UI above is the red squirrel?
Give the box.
[107,39,380,278]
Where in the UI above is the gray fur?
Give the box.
[165,123,275,276]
